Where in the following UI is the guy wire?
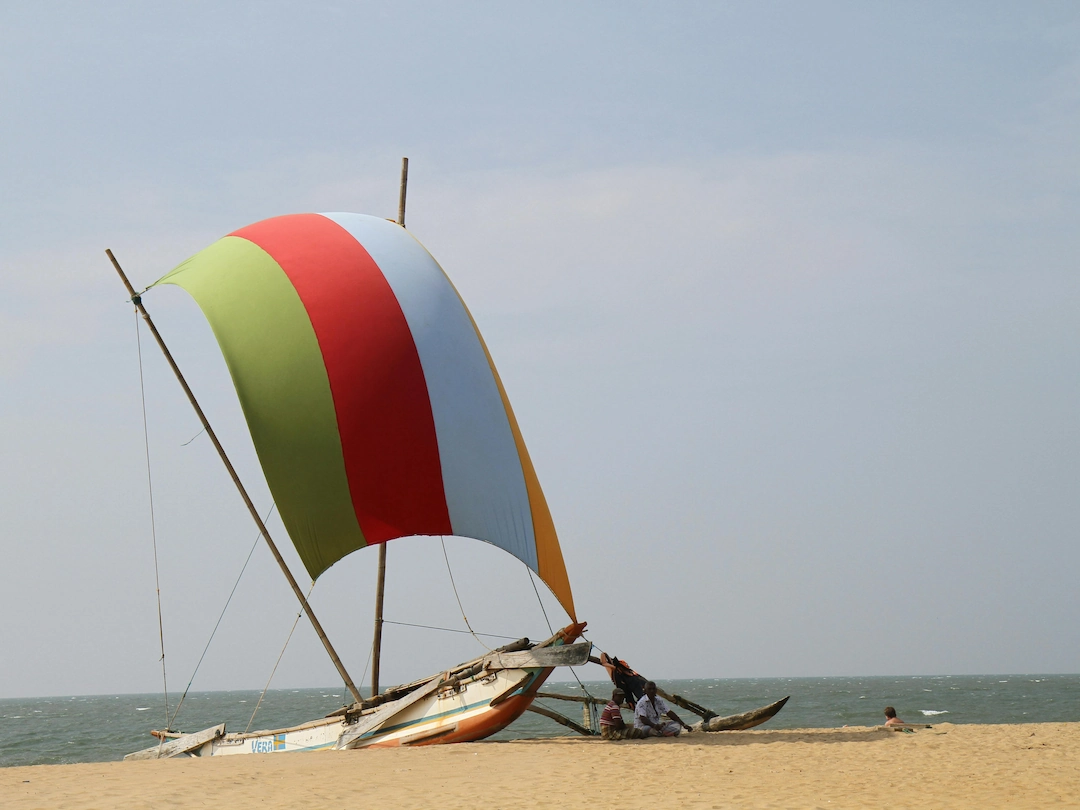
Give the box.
[169,502,277,728]
[528,567,554,636]
[135,309,170,729]
[527,567,596,718]
[381,620,520,640]
[246,578,316,733]
[440,537,492,652]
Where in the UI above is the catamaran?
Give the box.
[114,161,590,758]
[113,162,790,756]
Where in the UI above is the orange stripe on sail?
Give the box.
[460,325,576,621]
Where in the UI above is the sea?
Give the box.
[2,674,1077,768]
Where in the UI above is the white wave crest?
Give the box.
[920,709,949,716]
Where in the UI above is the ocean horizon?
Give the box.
[3,673,1077,768]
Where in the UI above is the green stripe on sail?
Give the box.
[155,235,366,578]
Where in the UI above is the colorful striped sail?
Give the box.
[154,213,575,620]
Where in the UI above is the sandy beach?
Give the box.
[3,722,1078,809]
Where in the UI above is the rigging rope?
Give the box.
[526,566,598,726]
[180,426,206,446]
[440,536,492,652]
[135,310,170,729]
[356,632,375,703]
[565,627,598,720]
[527,567,554,636]
[569,639,600,730]
[168,502,278,728]
[246,579,316,733]
[381,620,521,641]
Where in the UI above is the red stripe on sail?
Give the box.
[231,214,452,543]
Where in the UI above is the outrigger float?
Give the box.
[526,653,790,737]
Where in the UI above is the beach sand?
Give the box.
[3,722,1078,809]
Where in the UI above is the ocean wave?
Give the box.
[920,710,949,716]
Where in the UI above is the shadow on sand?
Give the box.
[498,725,936,748]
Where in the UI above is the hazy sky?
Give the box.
[2,2,1078,701]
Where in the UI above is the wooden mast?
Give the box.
[107,250,364,707]
[370,540,387,697]
[371,156,409,697]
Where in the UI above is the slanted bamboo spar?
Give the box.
[107,249,364,707]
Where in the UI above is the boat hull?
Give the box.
[694,696,791,732]
[347,666,550,749]
[127,623,585,759]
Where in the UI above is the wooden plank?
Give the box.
[399,723,458,746]
[488,673,532,708]
[526,704,595,736]
[535,691,607,706]
[336,677,442,748]
[123,724,226,760]
[482,642,591,670]
[656,687,716,719]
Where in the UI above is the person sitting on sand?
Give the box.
[634,681,692,737]
[884,706,904,726]
[599,688,649,740]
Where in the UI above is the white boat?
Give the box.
[113,161,587,758]
[127,630,587,758]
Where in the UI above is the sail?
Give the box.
[154,212,575,620]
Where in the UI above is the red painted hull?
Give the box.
[364,622,586,748]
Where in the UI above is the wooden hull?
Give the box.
[694,696,790,732]
[349,667,548,749]
[127,623,585,759]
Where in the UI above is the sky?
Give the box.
[1,2,1078,701]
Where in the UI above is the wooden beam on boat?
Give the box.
[124,724,226,760]
[337,676,443,749]
[526,704,595,737]
[535,691,607,707]
[655,687,718,720]
[487,673,532,708]
[482,641,591,671]
[694,696,791,732]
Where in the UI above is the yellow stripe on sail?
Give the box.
[461,326,576,621]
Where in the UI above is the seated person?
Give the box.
[634,680,692,737]
[883,706,904,726]
[599,688,648,740]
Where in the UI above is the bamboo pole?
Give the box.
[107,249,364,706]
[371,157,410,697]
[371,542,387,697]
[526,704,595,736]
[397,156,409,228]
[655,687,716,720]
[535,691,606,707]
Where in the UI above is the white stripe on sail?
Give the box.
[321,213,538,570]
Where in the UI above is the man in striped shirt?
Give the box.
[599,688,649,740]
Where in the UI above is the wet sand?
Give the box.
[3,722,1078,809]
